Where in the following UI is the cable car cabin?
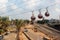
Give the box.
[45,8,50,17]
[45,12,49,17]
[31,16,36,21]
[38,13,43,19]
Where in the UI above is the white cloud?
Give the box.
[0,0,8,4]
[54,0,60,13]
[0,0,8,12]
[0,5,6,9]
[13,8,23,13]
[10,4,18,9]
[55,0,60,4]
[23,0,28,2]
[23,0,41,9]
[55,8,60,13]
[9,4,24,13]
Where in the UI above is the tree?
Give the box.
[15,19,25,40]
[1,17,10,32]
[24,20,30,25]
[0,29,4,35]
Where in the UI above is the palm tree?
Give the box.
[15,19,25,40]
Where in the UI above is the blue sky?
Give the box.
[0,0,60,20]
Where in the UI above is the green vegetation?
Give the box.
[37,19,49,24]
[0,16,30,40]
[0,16,10,35]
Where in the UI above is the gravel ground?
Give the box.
[3,33,17,40]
